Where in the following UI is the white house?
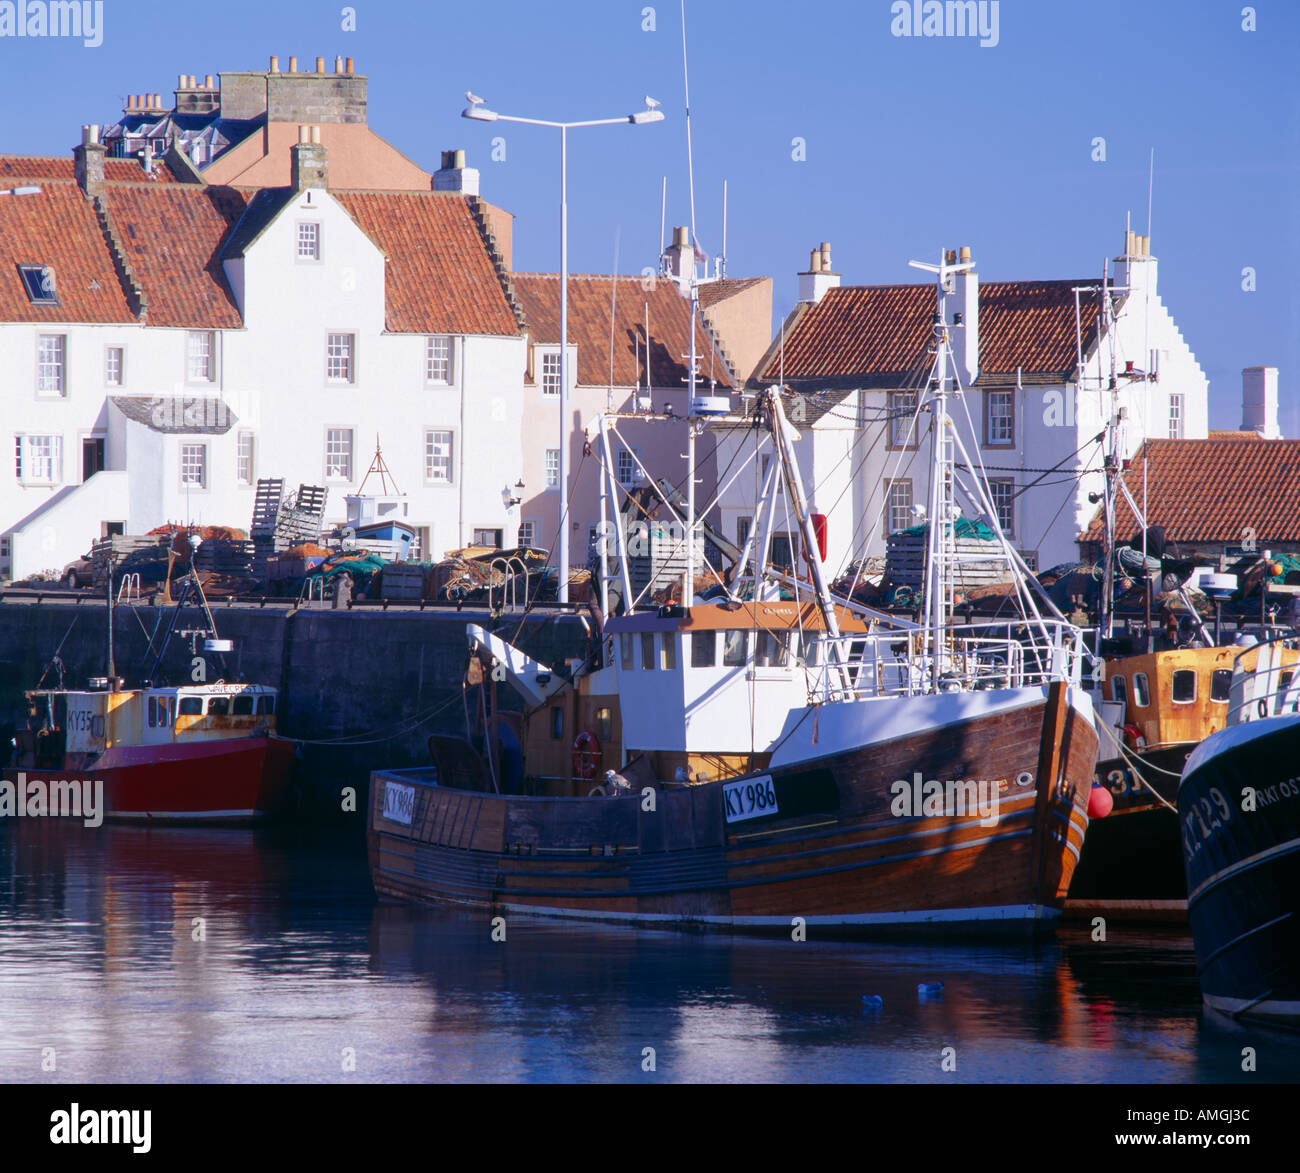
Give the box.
[717,234,1210,577]
[1,126,527,581]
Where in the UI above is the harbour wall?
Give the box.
[0,599,591,823]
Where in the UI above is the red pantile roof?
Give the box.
[1080,438,1300,544]
[335,191,520,336]
[0,182,134,323]
[100,185,247,328]
[0,155,179,184]
[760,280,1103,383]
[511,274,735,389]
[698,276,766,311]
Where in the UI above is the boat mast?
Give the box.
[908,251,970,691]
[105,553,116,691]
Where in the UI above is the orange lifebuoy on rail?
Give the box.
[572,731,602,780]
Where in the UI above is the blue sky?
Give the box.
[2,0,1296,430]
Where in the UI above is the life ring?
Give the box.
[1122,723,1146,749]
[572,731,602,780]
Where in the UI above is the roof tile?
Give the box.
[1080,438,1300,544]
[511,274,735,389]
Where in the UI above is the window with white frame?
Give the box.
[326,333,355,383]
[179,443,207,488]
[985,389,1014,446]
[541,351,562,396]
[888,390,916,448]
[236,431,255,484]
[14,434,63,483]
[616,447,641,487]
[737,516,753,549]
[187,331,214,382]
[296,221,320,261]
[544,448,560,488]
[425,429,454,483]
[105,346,124,387]
[325,428,353,480]
[37,334,66,396]
[1169,393,1184,439]
[518,520,537,549]
[425,336,453,384]
[988,478,1016,537]
[885,478,912,535]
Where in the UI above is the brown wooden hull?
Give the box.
[368,684,1098,935]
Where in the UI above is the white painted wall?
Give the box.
[2,187,526,579]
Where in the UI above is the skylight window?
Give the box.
[18,264,59,306]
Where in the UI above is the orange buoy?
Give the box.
[1088,784,1114,819]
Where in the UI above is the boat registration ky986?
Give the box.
[382,780,416,826]
[723,775,779,823]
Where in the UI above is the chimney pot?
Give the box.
[311,125,321,145]
[205,75,214,88]
[809,248,821,273]
[334,55,344,73]
[345,57,354,74]
[178,73,186,89]
[316,56,325,73]
[288,56,298,73]
[959,245,971,263]
[819,242,832,270]
[945,248,957,264]
[270,55,280,72]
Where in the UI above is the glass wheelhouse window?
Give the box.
[660,634,677,671]
[691,631,716,667]
[206,696,230,716]
[756,631,788,667]
[1111,675,1128,705]
[256,695,275,715]
[595,707,612,742]
[1171,670,1196,704]
[1276,670,1294,715]
[1132,673,1150,707]
[178,696,202,715]
[232,695,254,715]
[1210,669,1231,702]
[723,630,748,667]
[620,633,634,670]
[640,632,655,670]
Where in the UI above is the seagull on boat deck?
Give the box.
[644,95,661,110]
[465,91,485,106]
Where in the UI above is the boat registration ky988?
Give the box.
[382,780,416,826]
[723,775,779,824]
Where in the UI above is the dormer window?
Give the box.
[18,264,58,306]
[541,351,562,396]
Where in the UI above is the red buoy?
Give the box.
[1088,784,1114,819]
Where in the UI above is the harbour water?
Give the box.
[2,818,1298,1084]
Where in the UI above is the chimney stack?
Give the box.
[1114,224,1158,296]
[665,225,693,291]
[74,124,106,196]
[1241,366,1281,439]
[291,124,329,190]
[798,240,840,304]
[432,148,480,196]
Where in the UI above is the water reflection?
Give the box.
[1,819,1298,1082]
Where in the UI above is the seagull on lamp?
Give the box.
[465,91,485,106]
[644,95,661,110]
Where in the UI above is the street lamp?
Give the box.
[462,94,664,602]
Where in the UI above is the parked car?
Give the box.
[58,550,95,590]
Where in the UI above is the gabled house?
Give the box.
[1,122,526,581]
[717,233,1210,576]
[510,273,735,562]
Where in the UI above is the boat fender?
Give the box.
[1122,723,1145,749]
[1258,699,1269,720]
[572,731,602,780]
[1087,783,1114,819]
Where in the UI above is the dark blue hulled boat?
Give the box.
[1180,639,1300,1024]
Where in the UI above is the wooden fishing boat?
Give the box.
[369,250,1099,935]
[1180,636,1300,1024]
